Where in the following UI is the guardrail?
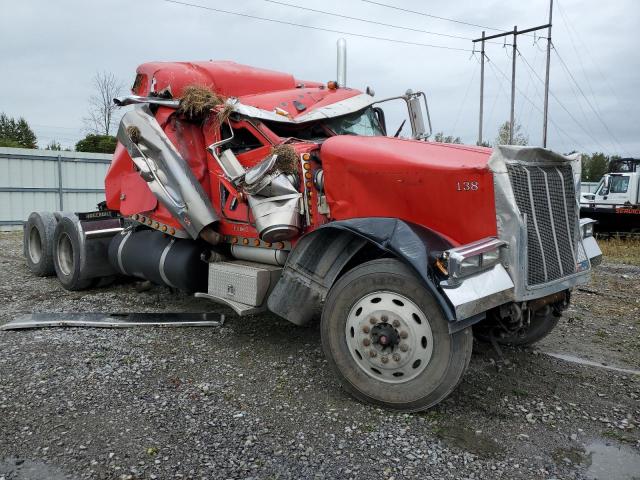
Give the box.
[0,147,112,230]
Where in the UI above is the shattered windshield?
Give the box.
[323,108,384,136]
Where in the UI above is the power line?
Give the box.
[363,0,536,38]
[261,0,476,42]
[449,56,479,138]
[555,0,634,122]
[517,49,610,153]
[553,44,629,155]
[485,54,590,152]
[518,48,601,149]
[485,57,508,137]
[162,0,471,51]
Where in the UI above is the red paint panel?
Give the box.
[238,87,361,120]
[120,173,157,216]
[104,143,134,211]
[321,136,496,246]
[135,61,296,98]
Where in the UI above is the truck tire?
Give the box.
[23,211,57,276]
[52,216,93,291]
[476,306,560,347]
[321,258,473,412]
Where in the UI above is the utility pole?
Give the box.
[473,21,550,145]
[542,0,554,147]
[478,31,485,145]
[510,26,518,145]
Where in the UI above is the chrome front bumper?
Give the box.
[441,238,602,321]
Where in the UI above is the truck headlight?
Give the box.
[580,218,596,238]
[440,237,506,281]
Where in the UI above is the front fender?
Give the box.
[268,217,464,328]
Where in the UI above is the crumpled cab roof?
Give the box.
[134,60,372,124]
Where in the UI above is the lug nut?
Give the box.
[369,350,377,358]
[381,356,389,364]
[392,353,401,362]
[362,325,370,334]
[392,319,400,328]
[400,344,409,352]
[400,331,408,339]
[363,338,371,347]
[381,315,388,323]
[369,317,377,325]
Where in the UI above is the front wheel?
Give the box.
[474,305,560,347]
[321,259,473,412]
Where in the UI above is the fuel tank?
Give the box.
[108,229,208,292]
[320,136,497,246]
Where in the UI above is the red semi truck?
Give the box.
[23,47,602,411]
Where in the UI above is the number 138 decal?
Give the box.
[456,181,479,191]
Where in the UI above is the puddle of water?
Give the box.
[543,352,640,376]
[586,441,640,480]
[435,425,501,458]
[0,458,71,480]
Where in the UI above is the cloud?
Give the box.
[1,0,638,155]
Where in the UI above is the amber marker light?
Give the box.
[435,257,448,276]
[327,81,338,90]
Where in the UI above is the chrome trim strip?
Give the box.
[84,227,124,238]
[159,239,177,288]
[557,166,577,267]
[540,167,564,276]
[117,230,132,276]
[524,167,548,282]
[114,95,180,108]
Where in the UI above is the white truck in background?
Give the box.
[580,158,640,234]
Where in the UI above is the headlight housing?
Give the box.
[440,237,506,284]
[580,218,596,238]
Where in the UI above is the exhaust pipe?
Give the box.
[337,38,347,87]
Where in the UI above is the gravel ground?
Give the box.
[0,231,639,480]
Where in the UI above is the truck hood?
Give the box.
[320,136,497,245]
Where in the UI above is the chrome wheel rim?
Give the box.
[345,291,434,384]
[57,232,74,276]
[28,226,42,264]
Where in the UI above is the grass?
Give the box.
[597,236,640,265]
[602,429,636,445]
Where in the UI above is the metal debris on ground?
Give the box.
[0,312,225,331]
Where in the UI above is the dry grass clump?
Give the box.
[598,235,640,265]
[270,144,298,174]
[178,85,228,122]
[126,125,141,144]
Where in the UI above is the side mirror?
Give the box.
[371,90,433,140]
[602,176,610,196]
[405,90,432,140]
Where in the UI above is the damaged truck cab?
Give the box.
[23,55,602,411]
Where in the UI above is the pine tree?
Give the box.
[0,112,38,148]
[16,118,37,148]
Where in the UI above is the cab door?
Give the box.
[598,174,632,206]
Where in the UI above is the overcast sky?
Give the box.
[1,0,638,156]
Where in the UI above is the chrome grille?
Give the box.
[507,163,577,286]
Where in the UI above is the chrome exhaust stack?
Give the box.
[337,38,347,87]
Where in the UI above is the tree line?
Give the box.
[0,72,123,153]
